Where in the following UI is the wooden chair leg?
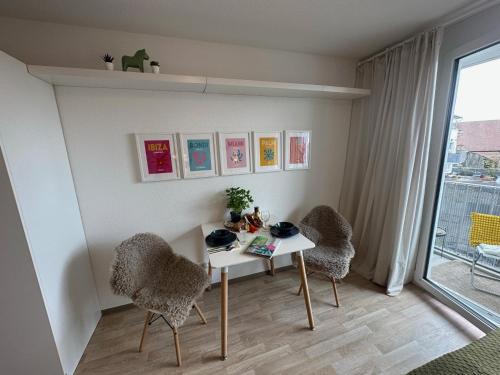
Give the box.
[297,283,303,296]
[172,327,182,366]
[268,258,276,276]
[331,278,340,307]
[193,302,207,324]
[297,270,313,295]
[139,311,152,352]
[206,261,212,291]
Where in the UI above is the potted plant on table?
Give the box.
[225,187,253,223]
[150,61,160,74]
[101,53,115,70]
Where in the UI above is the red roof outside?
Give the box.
[457,120,500,162]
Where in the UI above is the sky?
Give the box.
[454,57,500,122]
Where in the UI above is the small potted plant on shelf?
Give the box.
[150,61,160,74]
[101,53,115,71]
[226,187,253,223]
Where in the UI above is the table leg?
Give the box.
[297,250,315,330]
[220,267,228,360]
[207,261,212,291]
[268,258,275,276]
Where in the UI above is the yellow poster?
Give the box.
[259,137,278,166]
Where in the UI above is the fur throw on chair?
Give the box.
[298,205,355,280]
[110,233,209,328]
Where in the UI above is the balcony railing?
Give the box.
[436,180,500,271]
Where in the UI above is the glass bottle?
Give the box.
[253,206,263,227]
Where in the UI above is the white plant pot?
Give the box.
[152,65,160,74]
[105,62,114,71]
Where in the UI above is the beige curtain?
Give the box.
[340,28,443,296]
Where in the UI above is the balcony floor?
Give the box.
[430,259,499,316]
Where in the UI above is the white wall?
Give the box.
[56,86,353,309]
[0,51,100,375]
[0,16,356,86]
[0,148,63,375]
[0,16,357,309]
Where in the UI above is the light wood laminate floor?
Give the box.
[75,270,484,375]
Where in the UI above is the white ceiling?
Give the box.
[0,0,479,57]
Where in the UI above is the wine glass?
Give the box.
[261,210,271,230]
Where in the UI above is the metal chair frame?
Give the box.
[469,212,500,296]
[470,247,500,296]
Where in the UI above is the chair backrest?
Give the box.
[110,233,174,298]
[469,213,500,247]
[301,205,352,243]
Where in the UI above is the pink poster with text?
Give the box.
[145,140,173,174]
[225,138,247,168]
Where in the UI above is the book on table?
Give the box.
[245,235,281,259]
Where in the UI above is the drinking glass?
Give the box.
[239,228,249,244]
[261,210,271,229]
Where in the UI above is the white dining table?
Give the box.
[201,222,316,360]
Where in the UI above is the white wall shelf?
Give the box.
[28,65,370,99]
[27,65,206,93]
[205,77,369,99]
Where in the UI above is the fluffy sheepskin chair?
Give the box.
[296,205,355,307]
[110,233,209,366]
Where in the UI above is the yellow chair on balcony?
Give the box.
[469,212,500,295]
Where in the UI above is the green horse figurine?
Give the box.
[121,49,150,72]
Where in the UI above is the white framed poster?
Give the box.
[253,131,282,173]
[284,130,311,170]
[135,133,180,182]
[179,132,218,179]
[218,132,252,176]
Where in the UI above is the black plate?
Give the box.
[205,230,237,247]
[272,221,295,232]
[270,225,299,238]
[211,229,233,239]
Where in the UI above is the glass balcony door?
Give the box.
[425,42,500,327]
